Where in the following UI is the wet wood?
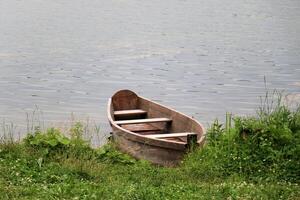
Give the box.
[115,118,172,125]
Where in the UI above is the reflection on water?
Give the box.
[0,0,300,138]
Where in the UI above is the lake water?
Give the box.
[0,0,300,141]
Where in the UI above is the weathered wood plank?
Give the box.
[114,109,147,116]
[115,118,172,125]
[145,132,197,138]
[121,123,161,132]
[135,130,164,135]
[112,90,138,110]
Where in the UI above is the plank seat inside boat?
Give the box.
[145,132,197,139]
[121,123,161,132]
[115,118,172,125]
[121,123,164,135]
[114,109,147,116]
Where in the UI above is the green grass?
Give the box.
[0,92,300,199]
[1,141,299,200]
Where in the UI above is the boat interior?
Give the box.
[111,90,199,144]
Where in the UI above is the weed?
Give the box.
[185,90,300,183]
[96,143,136,165]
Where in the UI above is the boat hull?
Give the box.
[112,128,185,166]
[107,90,205,166]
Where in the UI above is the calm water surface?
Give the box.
[0,0,300,139]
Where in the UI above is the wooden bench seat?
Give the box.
[121,123,161,132]
[145,132,197,139]
[115,118,172,125]
[114,109,147,117]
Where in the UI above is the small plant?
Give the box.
[24,128,70,148]
[206,119,224,144]
[70,122,84,140]
[69,122,91,148]
[96,143,136,165]
[24,128,71,158]
[0,121,18,145]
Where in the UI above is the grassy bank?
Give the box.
[0,94,300,199]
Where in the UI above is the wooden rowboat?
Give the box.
[107,90,205,166]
